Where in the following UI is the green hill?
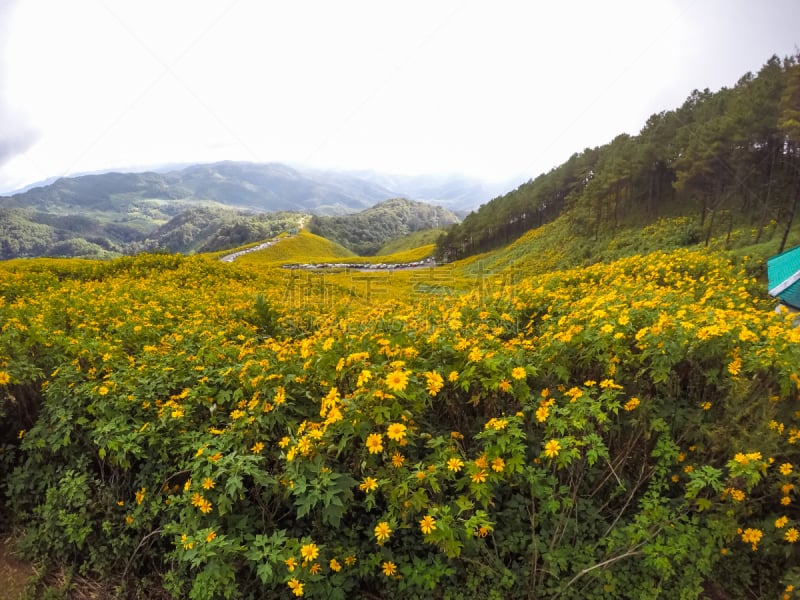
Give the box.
[438,54,800,266]
[307,198,459,255]
[376,228,445,256]
[233,230,356,266]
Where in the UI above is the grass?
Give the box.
[377,229,445,255]
[234,230,355,266]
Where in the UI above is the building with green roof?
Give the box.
[768,244,800,309]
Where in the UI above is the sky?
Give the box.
[0,0,798,194]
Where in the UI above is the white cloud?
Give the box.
[1,0,798,192]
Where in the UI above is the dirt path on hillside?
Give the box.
[0,535,34,600]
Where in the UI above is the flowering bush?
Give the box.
[0,249,798,598]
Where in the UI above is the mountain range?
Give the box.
[2,161,508,215]
[0,161,504,259]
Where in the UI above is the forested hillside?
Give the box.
[307,198,458,255]
[437,54,800,262]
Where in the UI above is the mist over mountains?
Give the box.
[2,161,509,213]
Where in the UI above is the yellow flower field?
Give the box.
[0,247,798,599]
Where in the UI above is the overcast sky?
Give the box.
[0,0,798,194]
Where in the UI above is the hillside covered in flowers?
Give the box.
[1,242,799,598]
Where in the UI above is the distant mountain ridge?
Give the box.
[2,161,500,215]
[2,162,393,216]
[0,161,492,259]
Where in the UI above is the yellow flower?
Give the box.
[485,418,507,430]
[565,387,584,401]
[381,561,397,576]
[308,563,321,575]
[775,516,789,529]
[98,385,109,396]
[135,487,146,505]
[779,462,793,476]
[0,371,10,385]
[385,370,408,392]
[284,556,297,571]
[274,386,286,405]
[386,422,407,442]
[785,528,799,543]
[359,477,378,493]
[424,371,444,396]
[728,355,742,376]
[544,439,561,459]
[366,433,384,454]
[356,369,373,387]
[491,457,505,472]
[180,533,193,549]
[511,366,526,380]
[251,441,264,454]
[447,457,464,472]
[205,530,217,543]
[740,527,763,550]
[624,397,640,411]
[287,577,304,597]
[374,521,392,543]
[279,436,290,448]
[728,488,745,502]
[701,401,712,410]
[300,543,319,562]
[419,515,437,535]
[781,496,792,506]
[471,469,487,484]
[599,379,622,389]
[297,438,312,455]
[391,452,405,468]
[498,379,512,393]
[202,478,215,490]
[329,558,342,572]
[535,405,549,422]
[344,555,357,567]
[448,370,459,382]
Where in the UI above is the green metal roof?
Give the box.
[768,244,800,309]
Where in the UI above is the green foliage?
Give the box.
[1,249,798,599]
[376,229,446,256]
[309,199,458,255]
